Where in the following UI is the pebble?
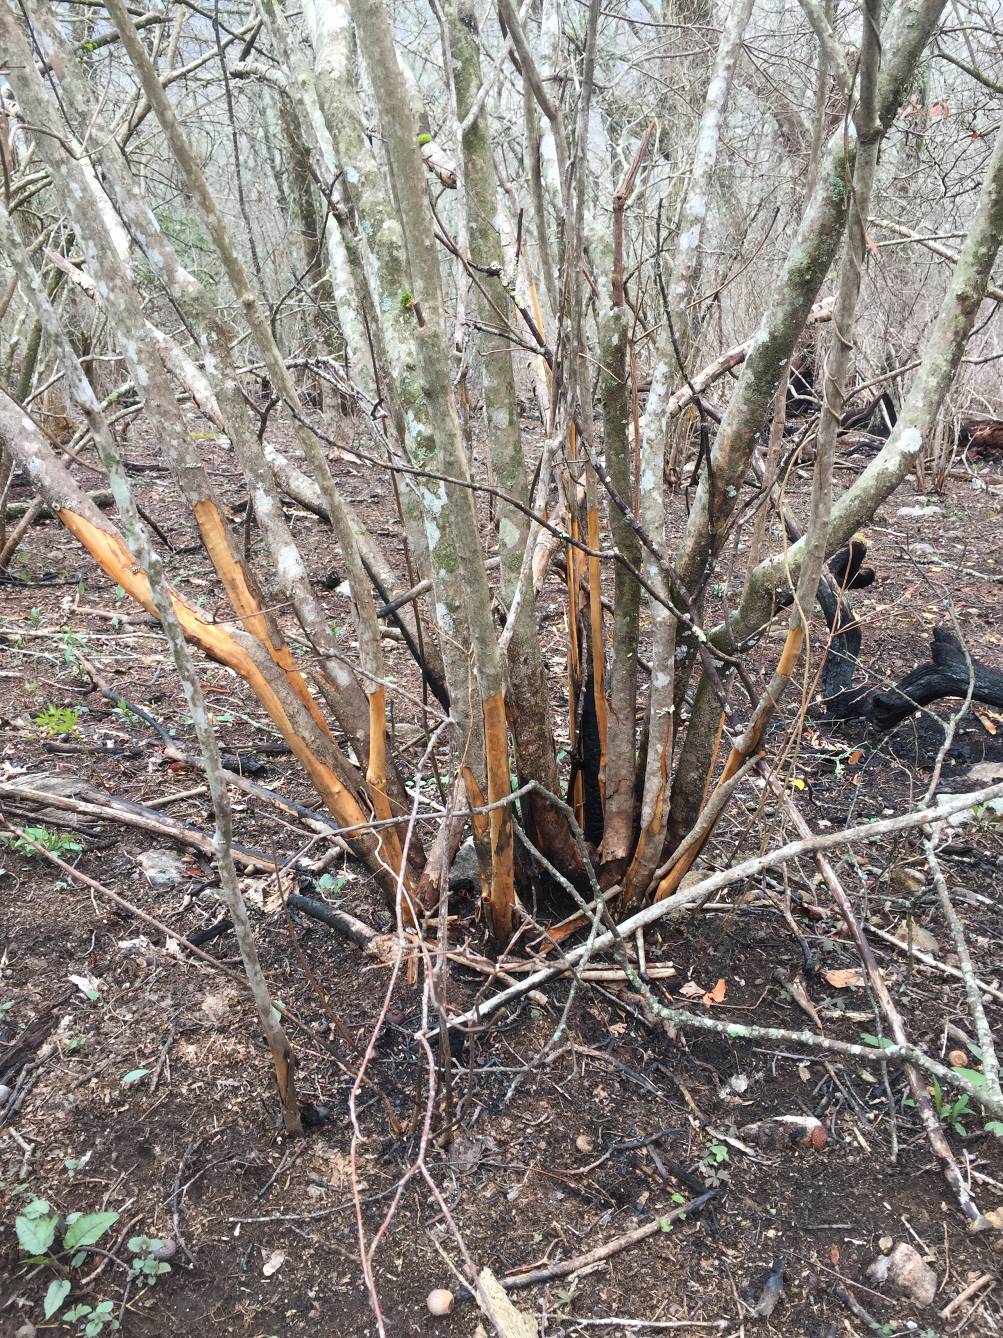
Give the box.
[426,1288,454,1316]
[867,1242,937,1307]
[138,848,185,890]
[448,838,480,891]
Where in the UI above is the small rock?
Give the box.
[897,504,942,518]
[427,1288,454,1316]
[200,990,231,1025]
[15,1324,37,1338]
[138,848,184,890]
[118,935,155,962]
[866,1242,937,1307]
[448,839,480,892]
[575,1134,595,1154]
[893,918,938,953]
[262,1248,285,1277]
[878,1235,894,1253]
[0,1084,11,1105]
[889,867,926,896]
[152,1238,178,1262]
[727,1073,750,1095]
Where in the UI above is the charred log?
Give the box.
[957,415,1003,455]
[786,348,818,416]
[840,388,897,439]
[816,537,874,716]
[868,627,1003,731]
[818,607,1003,732]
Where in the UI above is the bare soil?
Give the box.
[2,423,1003,1337]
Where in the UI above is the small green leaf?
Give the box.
[953,1067,986,1090]
[62,1210,119,1252]
[16,1212,57,1255]
[121,1068,149,1085]
[659,1218,673,1232]
[44,1277,72,1319]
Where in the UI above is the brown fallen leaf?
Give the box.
[824,968,865,989]
[975,708,1000,735]
[703,978,727,1006]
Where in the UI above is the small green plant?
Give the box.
[14,1195,121,1331]
[701,1141,731,1187]
[929,1078,971,1135]
[28,607,41,628]
[315,872,347,897]
[1,826,82,859]
[63,1153,91,1179]
[113,703,141,726]
[63,1300,120,1335]
[62,628,89,665]
[33,704,82,737]
[126,1235,172,1287]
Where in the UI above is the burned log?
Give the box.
[815,545,1003,732]
[867,627,1003,731]
[840,388,897,439]
[816,538,875,717]
[957,415,1003,455]
[786,348,818,416]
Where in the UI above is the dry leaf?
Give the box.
[262,1249,285,1277]
[703,978,727,1006]
[847,749,864,765]
[975,709,998,735]
[240,867,297,915]
[824,968,865,989]
[679,980,705,998]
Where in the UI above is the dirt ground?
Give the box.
[2,419,1003,1337]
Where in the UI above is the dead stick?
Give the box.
[0,781,279,872]
[501,1191,715,1291]
[941,1272,995,1320]
[762,766,989,1228]
[866,922,1003,1003]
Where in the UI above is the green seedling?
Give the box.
[33,704,81,737]
[1,827,82,859]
